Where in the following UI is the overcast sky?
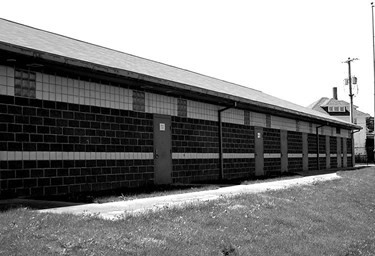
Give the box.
[0,0,374,115]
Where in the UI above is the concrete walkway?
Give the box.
[38,173,340,220]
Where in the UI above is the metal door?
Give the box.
[153,114,172,184]
[280,130,288,173]
[254,127,264,176]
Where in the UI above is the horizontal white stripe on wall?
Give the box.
[0,151,153,161]
[223,153,255,159]
[264,153,281,158]
[171,153,255,160]
[347,154,352,157]
[307,153,327,157]
[172,153,219,160]
[330,154,337,157]
[288,153,303,158]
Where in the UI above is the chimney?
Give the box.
[333,87,338,100]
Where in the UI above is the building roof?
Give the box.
[0,18,359,129]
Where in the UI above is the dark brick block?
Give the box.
[51,160,63,168]
[44,186,57,195]
[63,144,74,151]
[44,169,57,177]
[29,98,43,108]
[43,100,55,109]
[37,108,49,117]
[8,179,23,189]
[50,127,63,135]
[56,102,68,110]
[37,126,50,134]
[74,144,85,151]
[44,134,56,143]
[30,169,43,177]
[16,133,29,142]
[15,97,30,106]
[23,143,37,151]
[37,143,49,151]
[69,120,79,127]
[57,186,69,195]
[8,142,22,151]
[80,105,90,113]
[38,160,50,168]
[51,177,63,186]
[24,179,37,188]
[23,125,37,133]
[0,123,6,131]
[1,170,15,179]
[8,106,22,115]
[68,103,79,111]
[0,132,14,141]
[56,119,68,127]
[30,117,43,125]
[0,94,14,104]
[24,160,37,169]
[8,124,22,132]
[50,143,62,151]
[74,112,85,120]
[63,160,74,168]
[23,107,36,116]
[57,168,69,176]
[30,134,43,142]
[43,118,56,126]
[0,114,14,123]
[16,169,30,178]
[63,111,74,119]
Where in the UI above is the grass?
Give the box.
[93,184,221,204]
[94,173,300,203]
[1,168,375,255]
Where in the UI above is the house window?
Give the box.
[339,106,345,112]
[14,69,36,98]
[328,107,333,112]
[336,127,341,134]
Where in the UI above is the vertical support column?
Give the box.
[280,130,288,173]
[343,137,347,168]
[351,133,355,167]
[326,135,330,169]
[302,133,308,171]
[337,137,342,168]
[254,126,264,176]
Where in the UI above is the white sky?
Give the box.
[0,0,374,115]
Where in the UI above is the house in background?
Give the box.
[308,87,371,162]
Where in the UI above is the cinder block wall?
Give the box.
[0,64,354,197]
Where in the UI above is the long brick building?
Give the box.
[0,19,360,198]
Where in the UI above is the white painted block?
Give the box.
[0,85,6,95]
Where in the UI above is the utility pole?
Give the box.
[343,57,358,168]
[343,57,358,124]
[371,2,375,162]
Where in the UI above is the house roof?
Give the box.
[309,97,370,117]
[0,18,360,129]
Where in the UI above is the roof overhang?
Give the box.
[0,41,361,131]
